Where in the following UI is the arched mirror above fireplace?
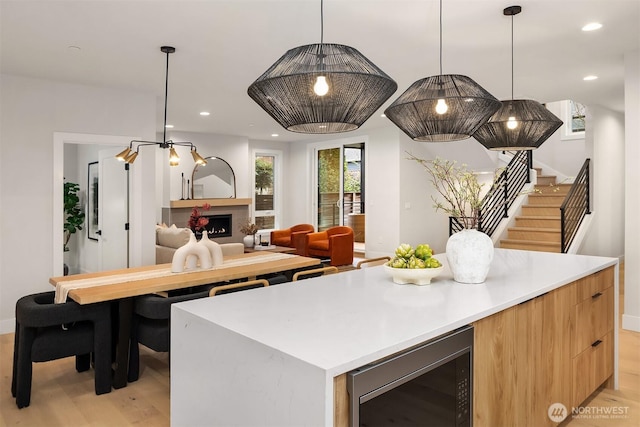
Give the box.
[191,157,236,199]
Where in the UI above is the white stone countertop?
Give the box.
[173,248,618,377]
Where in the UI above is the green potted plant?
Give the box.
[64,181,85,252]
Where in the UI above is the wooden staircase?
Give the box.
[499,170,571,253]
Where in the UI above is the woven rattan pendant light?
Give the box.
[385,0,501,142]
[473,6,563,150]
[247,0,397,134]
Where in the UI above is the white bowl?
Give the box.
[384,265,444,286]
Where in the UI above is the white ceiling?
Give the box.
[1,0,638,143]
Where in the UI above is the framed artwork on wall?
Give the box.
[87,161,99,241]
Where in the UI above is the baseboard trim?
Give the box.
[622,314,640,332]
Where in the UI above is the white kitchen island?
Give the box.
[170,249,618,426]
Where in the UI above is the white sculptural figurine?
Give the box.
[171,230,213,273]
[199,231,223,267]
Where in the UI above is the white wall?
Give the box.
[285,138,316,228]
[623,50,640,332]
[579,106,625,259]
[364,127,402,258]
[0,74,156,333]
[535,101,589,178]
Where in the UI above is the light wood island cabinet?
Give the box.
[473,266,615,426]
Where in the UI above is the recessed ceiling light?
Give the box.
[199,111,210,116]
[67,45,81,51]
[165,124,174,128]
[380,113,386,118]
[583,75,598,81]
[582,22,603,31]
[271,133,279,137]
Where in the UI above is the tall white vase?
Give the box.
[445,229,494,284]
[199,232,223,266]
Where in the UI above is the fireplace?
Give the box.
[200,214,232,238]
[163,200,250,244]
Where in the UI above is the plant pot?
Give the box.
[445,229,494,284]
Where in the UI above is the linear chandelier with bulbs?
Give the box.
[116,46,207,166]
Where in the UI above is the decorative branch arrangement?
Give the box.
[239,219,259,235]
[407,154,500,230]
[188,203,211,232]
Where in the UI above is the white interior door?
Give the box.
[99,149,129,270]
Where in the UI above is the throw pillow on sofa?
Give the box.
[156,225,191,249]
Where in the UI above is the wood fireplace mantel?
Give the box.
[169,198,252,209]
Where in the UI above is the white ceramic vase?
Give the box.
[171,230,213,273]
[199,232,223,266]
[243,234,255,248]
[445,229,494,284]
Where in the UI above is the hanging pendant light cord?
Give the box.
[163,49,170,145]
[439,0,443,76]
[510,12,514,100]
[320,0,324,45]
[317,0,325,71]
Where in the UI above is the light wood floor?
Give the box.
[1,264,637,427]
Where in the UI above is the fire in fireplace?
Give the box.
[200,214,232,238]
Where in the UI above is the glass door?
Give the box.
[317,147,342,231]
[253,151,281,231]
[316,143,364,232]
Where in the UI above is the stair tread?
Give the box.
[500,239,560,247]
[508,226,560,232]
[529,193,565,197]
[517,215,561,220]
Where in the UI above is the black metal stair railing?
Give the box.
[450,150,532,236]
[560,159,590,253]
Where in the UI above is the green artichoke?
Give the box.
[394,243,414,259]
[407,256,426,269]
[389,257,408,268]
[414,244,433,261]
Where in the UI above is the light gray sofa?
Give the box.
[155,225,244,264]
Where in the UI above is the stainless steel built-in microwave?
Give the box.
[347,325,473,427]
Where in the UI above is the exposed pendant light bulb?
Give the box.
[169,146,180,166]
[314,76,329,96]
[435,98,448,114]
[124,151,138,164]
[115,147,131,162]
[191,149,207,165]
[507,116,518,129]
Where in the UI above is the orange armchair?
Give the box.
[305,226,354,266]
[270,224,315,255]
